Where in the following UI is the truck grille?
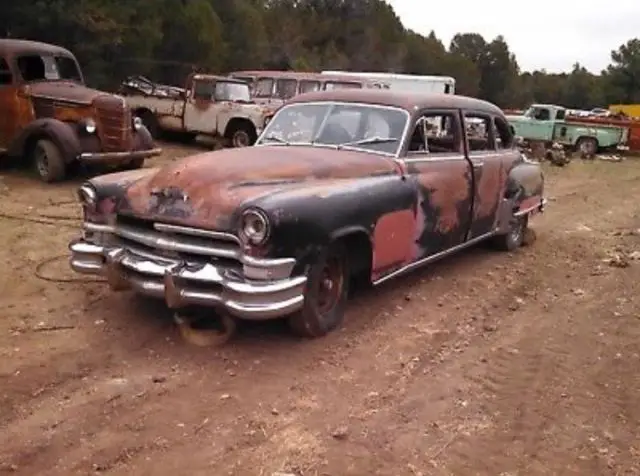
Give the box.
[94,95,132,152]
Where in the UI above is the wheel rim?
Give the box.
[35,146,49,177]
[579,140,595,156]
[316,254,344,314]
[233,131,250,147]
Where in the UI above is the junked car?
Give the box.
[121,74,275,147]
[0,39,161,182]
[68,89,545,339]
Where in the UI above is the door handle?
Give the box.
[471,160,484,169]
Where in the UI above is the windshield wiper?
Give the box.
[261,134,289,145]
[337,136,399,148]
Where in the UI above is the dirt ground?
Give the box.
[0,144,639,476]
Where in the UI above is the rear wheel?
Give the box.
[288,242,350,338]
[492,213,528,251]
[576,137,597,159]
[32,139,66,183]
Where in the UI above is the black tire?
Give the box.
[228,123,257,148]
[288,242,350,338]
[121,157,145,170]
[492,214,528,252]
[139,110,159,138]
[576,137,597,159]
[32,139,66,182]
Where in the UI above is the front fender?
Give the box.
[246,174,417,268]
[133,124,155,151]
[9,118,81,162]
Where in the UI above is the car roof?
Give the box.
[230,70,377,84]
[285,89,505,116]
[0,39,75,58]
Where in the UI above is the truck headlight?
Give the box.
[239,208,270,245]
[133,116,143,131]
[82,118,96,134]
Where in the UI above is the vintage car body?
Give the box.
[0,39,160,182]
[68,89,545,338]
[228,70,388,107]
[121,74,276,147]
[507,104,628,156]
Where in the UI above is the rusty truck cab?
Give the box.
[0,39,160,182]
[228,71,388,106]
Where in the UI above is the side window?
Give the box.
[254,78,273,98]
[494,116,514,149]
[407,111,461,156]
[555,109,565,120]
[533,107,550,120]
[463,113,494,152]
[0,58,12,85]
[192,80,214,100]
[275,78,297,99]
[299,80,320,94]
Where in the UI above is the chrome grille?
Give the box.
[94,95,132,152]
[112,215,242,265]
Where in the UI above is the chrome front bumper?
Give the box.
[78,147,162,163]
[69,239,307,320]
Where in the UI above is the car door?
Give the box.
[463,109,505,239]
[402,108,474,258]
[0,56,18,151]
[182,78,219,134]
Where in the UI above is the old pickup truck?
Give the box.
[68,89,545,340]
[121,74,275,148]
[0,39,160,182]
[507,104,628,156]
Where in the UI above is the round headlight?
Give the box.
[133,116,143,130]
[85,118,96,134]
[77,183,97,207]
[240,208,270,245]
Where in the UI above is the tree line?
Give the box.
[3,0,640,109]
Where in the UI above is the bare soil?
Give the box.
[1,146,639,476]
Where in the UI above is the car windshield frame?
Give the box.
[15,53,83,84]
[255,101,411,157]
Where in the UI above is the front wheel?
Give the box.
[228,124,257,148]
[32,139,66,183]
[492,214,528,251]
[288,242,350,338]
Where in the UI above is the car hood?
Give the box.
[90,145,400,230]
[27,81,108,105]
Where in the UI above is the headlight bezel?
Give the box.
[133,116,143,131]
[77,183,98,209]
[239,208,270,246]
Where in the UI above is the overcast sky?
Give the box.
[387,0,639,73]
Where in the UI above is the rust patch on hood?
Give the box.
[95,145,399,230]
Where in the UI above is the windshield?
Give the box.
[256,102,408,155]
[215,81,251,102]
[16,54,82,83]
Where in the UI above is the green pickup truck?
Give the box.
[506,104,628,156]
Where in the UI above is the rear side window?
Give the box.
[254,78,273,97]
[0,58,12,85]
[494,116,514,149]
[192,80,214,100]
[275,78,297,99]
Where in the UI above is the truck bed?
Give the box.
[120,76,185,131]
[566,115,640,152]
